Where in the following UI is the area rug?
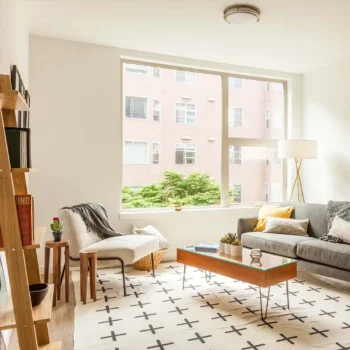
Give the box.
[72,263,350,350]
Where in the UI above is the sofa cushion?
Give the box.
[297,239,350,271]
[242,232,315,258]
[80,235,160,264]
[279,202,327,238]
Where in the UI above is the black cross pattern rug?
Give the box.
[72,263,350,350]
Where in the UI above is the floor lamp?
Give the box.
[278,140,318,203]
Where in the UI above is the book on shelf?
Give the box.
[194,242,219,253]
[0,195,34,248]
[5,127,31,168]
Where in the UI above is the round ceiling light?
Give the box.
[224,4,260,24]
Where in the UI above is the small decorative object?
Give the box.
[220,233,242,256]
[51,217,63,242]
[174,204,182,211]
[165,187,187,211]
[29,283,49,306]
[250,248,262,266]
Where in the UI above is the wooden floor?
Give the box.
[8,273,75,350]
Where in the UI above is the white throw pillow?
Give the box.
[133,225,170,250]
[263,217,309,236]
[328,216,350,244]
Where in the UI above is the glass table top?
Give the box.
[178,245,296,271]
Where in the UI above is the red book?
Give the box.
[15,195,33,246]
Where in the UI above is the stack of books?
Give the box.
[5,128,31,168]
[195,243,219,253]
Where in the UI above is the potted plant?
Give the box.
[51,217,63,242]
[219,236,227,254]
[230,233,243,257]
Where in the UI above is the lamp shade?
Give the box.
[278,140,318,159]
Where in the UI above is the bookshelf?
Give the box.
[0,74,60,349]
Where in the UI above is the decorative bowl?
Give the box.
[29,283,49,306]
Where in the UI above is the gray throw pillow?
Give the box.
[263,217,309,236]
[327,200,350,231]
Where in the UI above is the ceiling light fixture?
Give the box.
[224,4,260,24]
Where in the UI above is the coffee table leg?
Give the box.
[259,286,271,320]
[182,265,187,290]
[204,271,211,283]
[286,280,290,309]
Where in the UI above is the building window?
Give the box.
[176,103,196,124]
[274,148,281,165]
[265,82,270,91]
[229,77,243,89]
[153,99,161,121]
[125,96,148,119]
[265,183,269,202]
[152,142,160,164]
[176,70,196,84]
[265,109,270,128]
[125,64,148,75]
[265,154,270,165]
[153,67,161,78]
[232,185,242,203]
[233,146,242,165]
[272,109,283,128]
[124,141,148,164]
[229,107,243,127]
[175,143,195,165]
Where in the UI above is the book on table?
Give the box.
[194,242,219,253]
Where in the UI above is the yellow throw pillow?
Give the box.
[253,206,294,232]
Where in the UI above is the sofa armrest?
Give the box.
[237,217,258,241]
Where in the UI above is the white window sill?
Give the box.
[119,204,264,220]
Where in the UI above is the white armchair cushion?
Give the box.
[80,235,160,264]
[59,209,101,259]
[132,225,170,250]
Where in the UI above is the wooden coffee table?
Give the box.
[177,246,297,320]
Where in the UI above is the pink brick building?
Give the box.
[123,64,284,204]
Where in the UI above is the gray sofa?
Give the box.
[237,202,350,282]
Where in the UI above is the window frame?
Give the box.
[124,95,149,120]
[153,99,161,122]
[121,60,288,209]
[229,107,243,128]
[124,140,149,165]
[125,63,149,75]
[175,143,196,165]
[175,70,196,84]
[232,184,242,203]
[265,109,270,129]
[228,77,244,90]
[152,142,160,164]
[175,102,196,125]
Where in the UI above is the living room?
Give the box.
[0,0,349,349]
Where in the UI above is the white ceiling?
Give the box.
[24,0,350,74]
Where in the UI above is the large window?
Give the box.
[176,103,196,124]
[229,107,243,127]
[124,141,148,164]
[176,70,196,84]
[122,61,286,209]
[125,96,148,119]
[175,143,196,165]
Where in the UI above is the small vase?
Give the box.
[230,244,243,257]
[224,243,231,255]
[219,241,226,254]
[53,231,63,242]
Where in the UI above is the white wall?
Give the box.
[29,36,303,268]
[303,56,350,203]
[0,0,29,346]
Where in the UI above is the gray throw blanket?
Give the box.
[61,203,124,240]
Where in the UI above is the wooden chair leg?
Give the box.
[65,245,70,302]
[44,247,50,284]
[52,246,59,307]
[89,254,97,302]
[57,246,62,300]
[80,253,88,305]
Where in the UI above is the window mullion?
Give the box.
[221,75,229,207]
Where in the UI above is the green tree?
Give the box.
[122,171,222,208]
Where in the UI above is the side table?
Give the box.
[44,239,70,306]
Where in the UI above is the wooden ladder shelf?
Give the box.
[0,75,61,349]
